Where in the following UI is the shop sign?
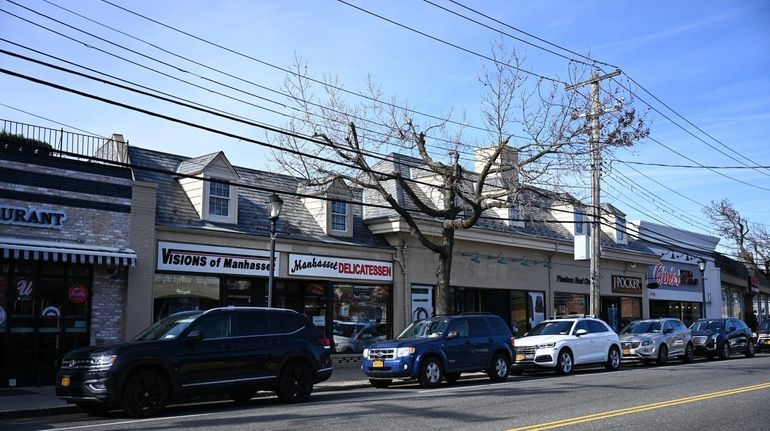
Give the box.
[653,263,699,287]
[16,278,33,301]
[68,284,88,304]
[41,306,61,319]
[0,204,66,229]
[556,274,590,285]
[611,275,643,294]
[157,241,276,277]
[288,254,393,282]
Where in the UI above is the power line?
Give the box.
[0,102,102,136]
[615,160,770,170]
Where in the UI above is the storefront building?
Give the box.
[126,146,394,353]
[715,253,749,322]
[0,126,136,387]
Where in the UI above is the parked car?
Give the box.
[619,318,694,364]
[690,317,755,359]
[511,316,621,375]
[361,313,514,388]
[755,319,770,352]
[333,320,386,353]
[56,307,333,418]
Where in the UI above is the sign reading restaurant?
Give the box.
[0,204,66,229]
[157,241,277,277]
[288,254,393,282]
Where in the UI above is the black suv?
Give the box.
[690,317,756,359]
[361,313,514,388]
[56,307,333,417]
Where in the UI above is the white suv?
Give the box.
[511,316,621,375]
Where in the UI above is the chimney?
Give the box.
[474,145,518,188]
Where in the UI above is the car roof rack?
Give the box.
[460,312,493,315]
[552,314,595,319]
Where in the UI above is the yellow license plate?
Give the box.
[61,376,70,387]
[515,354,525,361]
[373,360,383,368]
[623,349,631,355]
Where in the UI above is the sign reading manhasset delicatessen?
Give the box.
[288,254,393,282]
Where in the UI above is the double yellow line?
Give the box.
[508,381,770,431]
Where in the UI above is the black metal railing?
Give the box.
[0,119,127,163]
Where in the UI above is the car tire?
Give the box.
[418,357,443,388]
[369,379,392,388]
[228,389,257,404]
[121,370,169,418]
[682,343,694,363]
[488,353,510,382]
[276,361,314,403]
[719,342,731,360]
[555,349,573,375]
[445,372,461,384]
[605,346,621,371]
[656,344,669,365]
[745,340,756,358]
[76,403,111,417]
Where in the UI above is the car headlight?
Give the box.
[537,342,556,349]
[89,354,117,370]
[641,340,653,346]
[396,347,415,357]
[363,349,369,359]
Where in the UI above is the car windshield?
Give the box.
[133,311,201,341]
[621,320,662,334]
[397,318,449,339]
[690,320,725,332]
[759,320,770,331]
[528,320,574,336]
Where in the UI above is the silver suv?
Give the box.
[619,318,694,365]
[511,316,621,375]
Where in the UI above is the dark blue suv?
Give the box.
[361,313,514,388]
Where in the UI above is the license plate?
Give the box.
[515,354,525,361]
[61,376,70,387]
[373,360,383,368]
[623,349,631,355]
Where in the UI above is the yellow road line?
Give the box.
[507,381,770,431]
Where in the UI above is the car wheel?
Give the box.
[488,353,510,382]
[656,344,669,365]
[745,340,756,358]
[121,370,169,418]
[228,389,257,404]
[76,403,111,417]
[555,349,573,375]
[369,379,392,388]
[682,343,694,363]
[445,372,461,384]
[719,342,731,360]
[276,361,314,403]
[605,346,621,371]
[418,357,443,388]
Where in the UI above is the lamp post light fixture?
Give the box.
[266,193,284,308]
[697,258,707,318]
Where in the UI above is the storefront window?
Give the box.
[331,283,390,353]
[650,300,700,327]
[731,290,743,318]
[554,292,587,317]
[722,289,729,318]
[153,274,220,320]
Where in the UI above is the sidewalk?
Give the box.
[0,363,370,417]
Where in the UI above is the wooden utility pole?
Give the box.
[566,69,621,317]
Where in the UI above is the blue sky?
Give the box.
[1,0,768,249]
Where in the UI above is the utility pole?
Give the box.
[566,69,621,317]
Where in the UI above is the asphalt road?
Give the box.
[4,353,770,431]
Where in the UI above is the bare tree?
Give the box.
[271,42,649,316]
[704,199,770,277]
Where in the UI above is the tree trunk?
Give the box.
[434,226,455,316]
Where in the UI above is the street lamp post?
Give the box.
[266,193,283,308]
[698,258,707,318]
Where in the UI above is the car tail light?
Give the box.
[510,336,516,348]
[319,336,332,347]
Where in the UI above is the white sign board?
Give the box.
[288,254,393,282]
[157,241,276,276]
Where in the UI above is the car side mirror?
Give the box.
[446,330,459,339]
[185,330,204,342]
[575,329,588,337]
[524,332,529,337]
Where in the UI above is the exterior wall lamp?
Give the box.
[697,258,707,318]
[267,193,284,308]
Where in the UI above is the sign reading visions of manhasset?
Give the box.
[288,254,393,282]
[157,241,277,277]
[0,205,66,229]
[611,275,643,294]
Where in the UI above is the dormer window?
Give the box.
[616,217,626,242]
[209,180,230,217]
[331,201,348,231]
[575,210,585,235]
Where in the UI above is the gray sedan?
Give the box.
[619,318,694,365]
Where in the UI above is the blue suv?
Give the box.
[361,313,514,388]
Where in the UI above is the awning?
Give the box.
[0,237,137,266]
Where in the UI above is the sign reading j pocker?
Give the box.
[288,254,393,282]
[157,241,277,276]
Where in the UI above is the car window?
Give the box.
[675,321,688,331]
[587,320,608,333]
[191,314,230,339]
[468,318,491,337]
[725,320,736,332]
[398,318,449,339]
[271,312,306,334]
[736,320,748,330]
[621,320,661,334]
[690,320,724,332]
[448,319,470,338]
[487,317,511,336]
[133,311,200,341]
[573,320,590,334]
[663,321,674,333]
[760,320,770,331]
[529,320,574,336]
[234,311,270,336]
